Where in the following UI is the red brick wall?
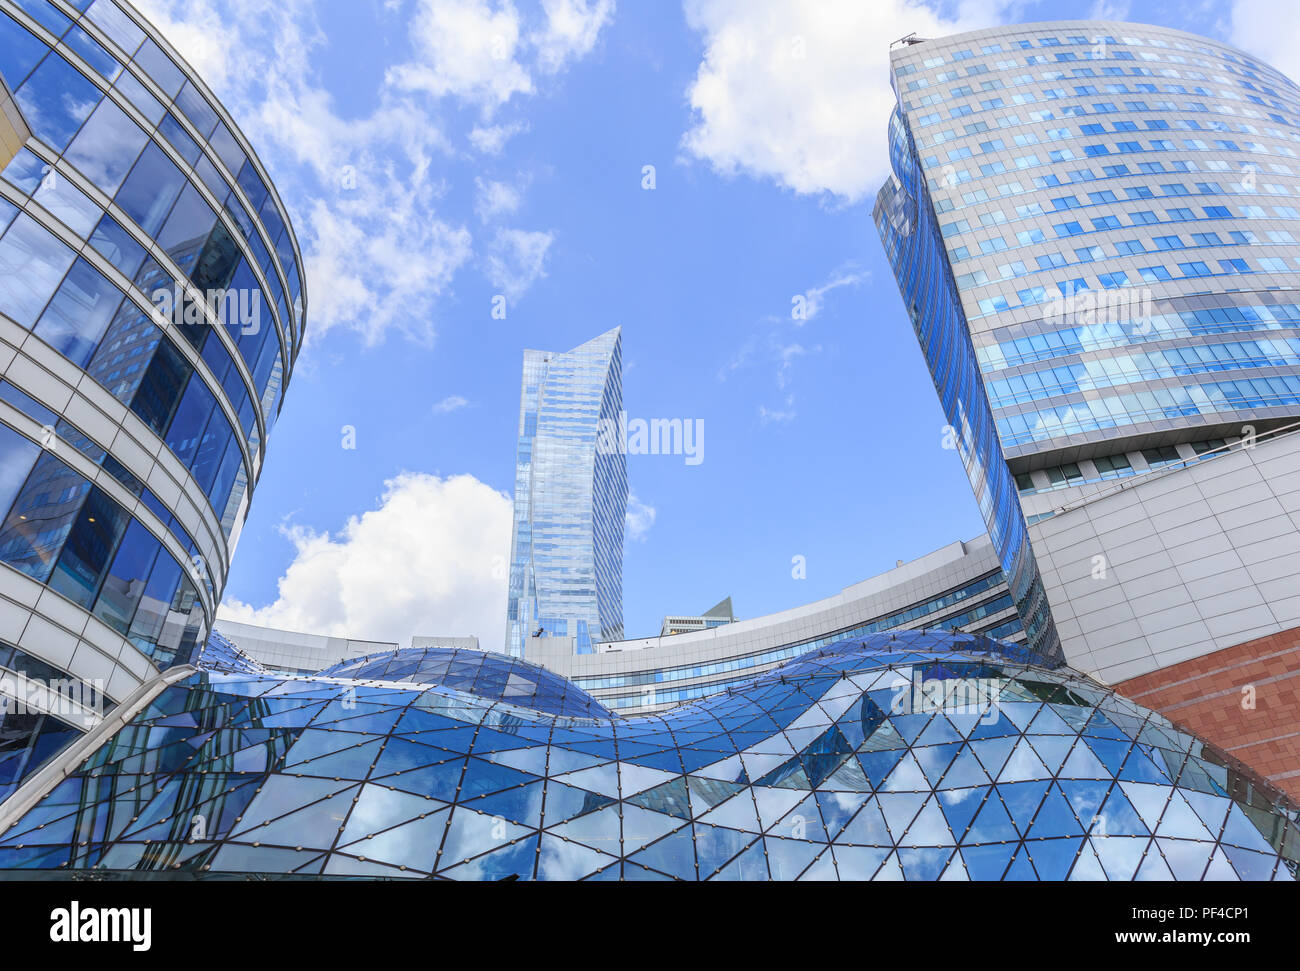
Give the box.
[1115,629,1300,801]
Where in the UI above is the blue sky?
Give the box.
[130,0,1290,647]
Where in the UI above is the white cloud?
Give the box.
[433,395,471,413]
[776,342,815,390]
[535,0,616,73]
[625,490,656,541]
[486,228,554,299]
[388,0,534,111]
[680,0,1012,202]
[475,176,525,221]
[758,404,796,425]
[306,190,474,346]
[1088,0,1131,20]
[1229,0,1300,94]
[469,122,529,154]
[134,0,473,346]
[387,0,615,111]
[219,473,512,646]
[133,0,610,346]
[798,266,868,323]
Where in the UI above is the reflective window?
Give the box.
[92,519,161,634]
[0,423,41,523]
[33,258,125,366]
[130,37,183,97]
[0,213,76,328]
[14,50,101,151]
[64,96,148,195]
[63,24,120,81]
[164,373,217,468]
[157,182,217,275]
[111,68,164,123]
[174,81,218,138]
[10,0,72,37]
[84,0,145,56]
[208,122,246,178]
[0,13,50,89]
[0,452,91,583]
[88,214,146,277]
[158,112,201,165]
[114,141,185,236]
[47,484,130,608]
[30,170,99,237]
[126,333,189,434]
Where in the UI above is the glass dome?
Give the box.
[0,630,1293,880]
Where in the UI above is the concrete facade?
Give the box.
[1029,425,1300,684]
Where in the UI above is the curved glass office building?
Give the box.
[0,630,1293,880]
[877,21,1300,494]
[0,0,303,799]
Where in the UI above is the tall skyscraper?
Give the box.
[877,21,1300,512]
[0,0,304,798]
[876,20,1300,788]
[505,327,626,657]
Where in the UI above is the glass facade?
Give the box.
[880,22,1300,471]
[0,0,303,789]
[505,327,626,658]
[578,569,1020,710]
[0,629,1293,880]
[875,108,1062,666]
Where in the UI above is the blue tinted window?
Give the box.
[115,142,185,236]
[63,24,120,80]
[93,519,160,634]
[88,214,146,276]
[129,335,190,435]
[126,547,183,656]
[235,160,268,211]
[0,214,76,327]
[10,0,72,37]
[0,13,50,88]
[158,112,201,164]
[1,148,45,194]
[208,122,246,176]
[164,374,216,467]
[30,169,100,236]
[190,408,231,492]
[0,423,41,523]
[84,0,145,56]
[33,258,125,366]
[0,452,90,583]
[192,153,228,201]
[64,97,148,194]
[131,38,183,96]
[174,81,218,137]
[15,51,101,151]
[48,485,130,608]
[157,182,216,272]
[112,68,164,123]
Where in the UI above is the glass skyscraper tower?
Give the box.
[876,20,1300,665]
[877,21,1300,506]
[505,327,626,658]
